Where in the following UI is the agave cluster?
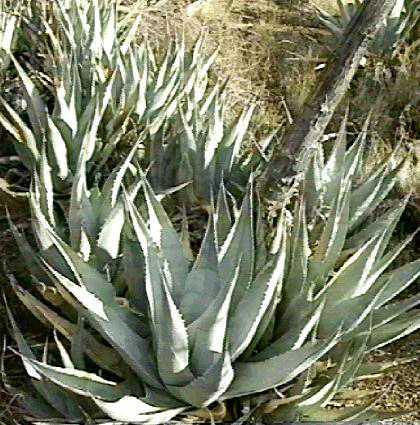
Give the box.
[0,0,267,206]
[4,110,420,423]
[316,0,420,53]
[0,0,166,190]
[263,115,420,421]
[145,81,273,205]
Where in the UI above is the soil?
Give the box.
[359,333,420,421]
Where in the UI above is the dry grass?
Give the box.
[128,0,331,136]
[134,1,420,201]
[357,333,420,421]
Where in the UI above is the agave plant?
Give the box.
[4,112,420,423]
[0,0,267,208]
[0,0,136,192]
[315,0,362,38]
[256,114,420,421]
[316,0,419,53]
[6,171,337,423]
[145,78,274,206]
[0,0,195,191]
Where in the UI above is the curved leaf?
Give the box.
[93,396,185,423]
[223,332,340,399]
[167,350,234,407]
[228,215,287,360]
[180,215,221,323]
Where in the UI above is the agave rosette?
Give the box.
[261,114,420,421]
[316,0,418,53]
[0,0,254,195]
[315,0,363,39]
[5,112,420,423]
[0,0,137,191]
[7,171,340,423]
[0,0,267,208]
[145,74,274,205]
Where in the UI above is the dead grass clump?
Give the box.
[356,333,420,421]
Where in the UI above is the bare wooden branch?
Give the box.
[259,0,398,199]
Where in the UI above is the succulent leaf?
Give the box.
[228,213,287,360]
[167,350,234,408]
[223,332,340,399]
[218,182,255,308]
[180,215,221,323]
[93,396,184,423]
